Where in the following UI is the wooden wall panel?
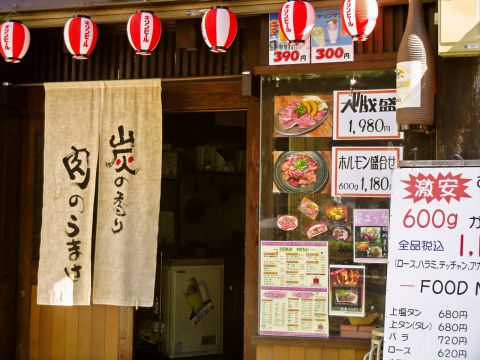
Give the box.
[256,344,370,360]
[29,286,133,360]
[436,58,480,160]
[0,23,247,84]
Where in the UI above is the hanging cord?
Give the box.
[71,0,88,16]
[3,4,23,22]
[349,73,357,97]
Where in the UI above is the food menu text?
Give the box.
[260,241,329,337]
[385,167,480,360]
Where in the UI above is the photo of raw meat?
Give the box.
[274,95,332,137]
[273,151,329,193]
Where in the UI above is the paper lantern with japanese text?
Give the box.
[0,20,30,63]
[127,10,162,55]
[201,6,238,53]
[64,15,98,60]
[341,0,378,41]
[278,0,315,43]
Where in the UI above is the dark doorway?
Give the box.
[134,111,246,360]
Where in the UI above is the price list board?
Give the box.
[333,90,402,140]
[385,166,480,360]
[259,241,329,337]
[331,147,403,197]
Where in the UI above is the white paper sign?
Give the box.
[384,167,480,360]
[331,147,403,197]
[268,13,311,65]
[311,8,353,64]
[333,90,403,140]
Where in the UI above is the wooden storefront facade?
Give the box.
[0,1,479,359]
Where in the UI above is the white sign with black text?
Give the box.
[331,147,403,197]
[333,89,402,140]
[384,167,480,360]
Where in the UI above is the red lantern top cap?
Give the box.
[5,19,23,24]
[213,5,229,10]
[136,10,154,14]
[73,14,91,19]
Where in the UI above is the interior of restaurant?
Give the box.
[133,111,246,359]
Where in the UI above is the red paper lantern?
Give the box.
[127,10,162,55]
[341,0,378,41]
[64,15,98,60]
[278,0,315,44]
[0,20,30,63]
[201,6,238,53]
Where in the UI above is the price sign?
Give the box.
[331,147,403,197]
[333,90,403,140]
[311,8,353,64]
[385,166,480,360]
[268,13,311,65]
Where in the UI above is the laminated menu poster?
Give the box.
[329,265,365,317]
[260,241,329,337]
[384,167,480,360]
[354,209,389,264]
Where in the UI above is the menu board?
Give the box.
[329,265,365,317]
[268,13,311,65]
[354,209,389,264]
[384,167,480,360]
[333,90,402,140]
[311,8,354,64]
[260,241,329,337]
[331,146,403,197]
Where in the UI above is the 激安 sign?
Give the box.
[311,8,353,64]
[331,147,403,197]
[268,13,311,65]
[384,166,480,360]
[333,90,402,140]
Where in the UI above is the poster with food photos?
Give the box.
[353,209,389,263]
[329,265,365,317]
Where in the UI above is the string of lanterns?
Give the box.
[0,0,378,63]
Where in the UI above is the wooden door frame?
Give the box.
[14,76,260,360]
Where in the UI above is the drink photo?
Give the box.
[327,18,339,44]
[311,26,326,47]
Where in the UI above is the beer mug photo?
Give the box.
[183,276,204,316]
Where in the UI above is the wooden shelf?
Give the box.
[252,335,371,350]
[255,53,397,76]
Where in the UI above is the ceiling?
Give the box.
[0,0,217,14]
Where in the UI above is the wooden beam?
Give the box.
[254,52,397,75]
[5,0,436,29]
